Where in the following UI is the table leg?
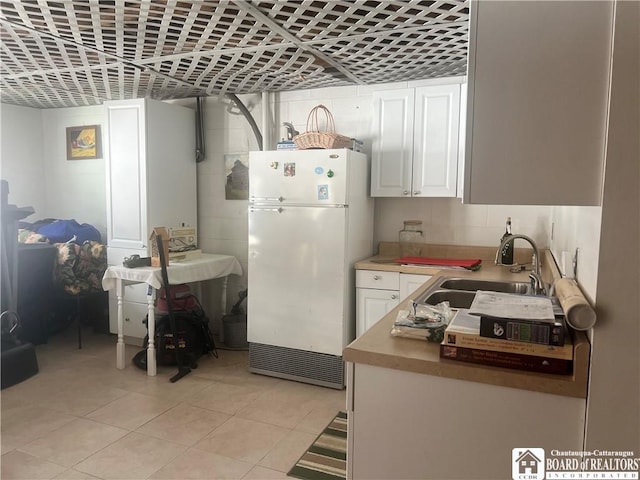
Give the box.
[116,279,125,369]
[146,288,156,376]
[193,281,203,305]
[221,276,228,314]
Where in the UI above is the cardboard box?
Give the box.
[149,227,170,267]
[167,226,197,252]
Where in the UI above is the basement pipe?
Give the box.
[195,97,206,163]
[261,92,271,151]
[226,93,263,151]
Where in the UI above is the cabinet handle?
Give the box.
[413,190,421,195]
[373,275,381,280]
[250,207,283,213]
[391,294,397,299]
[403,190,410,196]
[251,196,284,202]
[125,317,130,322]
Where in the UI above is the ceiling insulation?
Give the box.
[0,0,469,109]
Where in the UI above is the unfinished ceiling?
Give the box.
[0,0,469,109]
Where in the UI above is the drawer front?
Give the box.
[108,283,152,304]
[356,270,400,290]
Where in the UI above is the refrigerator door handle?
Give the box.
[251,196,284,203]
[249,207,283,213]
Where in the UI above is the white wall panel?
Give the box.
[0,104,45,218]
[41,105,107,239]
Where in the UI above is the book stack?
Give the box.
[439,291,573,375]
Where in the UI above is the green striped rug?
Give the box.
[288,411,347,480]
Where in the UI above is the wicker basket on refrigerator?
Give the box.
[293,105,352,150]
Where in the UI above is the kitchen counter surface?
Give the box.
[346,245,590,398]
[355,241,540,277]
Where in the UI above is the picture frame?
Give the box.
[224,153,249,200]
[66,125,101,160]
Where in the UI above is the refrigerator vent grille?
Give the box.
[249,343,344,389]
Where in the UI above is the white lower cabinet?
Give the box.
[107,297,148,346]
[355,270,431,337]
[105,247,151,345]
[346,362,586,480]
[356,288,399,338]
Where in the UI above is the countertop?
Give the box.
[345,245,590,398]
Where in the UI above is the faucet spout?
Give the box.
[495,233,546,295]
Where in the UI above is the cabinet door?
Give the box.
[349,363,585,479]
[105,99,147,250]
[356,288,400,337]
[464,1,613,205]
[105,99,196,252]
[371,89,415,197]
[457,83,467,199]
[412,84,460,197]
[399,273,431,300]
[144,100,198,232]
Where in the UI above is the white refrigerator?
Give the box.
[247,148,373,388]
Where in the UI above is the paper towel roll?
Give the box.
[554,278,597,330]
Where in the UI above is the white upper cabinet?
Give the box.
[412,85,461,197]
[371,80,462,198]
[463,0,614,205]
[370,89,415,197]
[105,98,197,253]
[105,100,147,251]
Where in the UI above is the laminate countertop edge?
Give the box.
[346,249,589,399]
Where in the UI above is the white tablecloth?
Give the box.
[102,253,243,291]
[102,253,242,375]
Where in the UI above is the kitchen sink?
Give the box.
[421,289,476,309]
[416,276,535,309]
[438,278,531,294]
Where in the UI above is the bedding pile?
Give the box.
[18,219,106,295]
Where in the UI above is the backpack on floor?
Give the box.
[132,301,216,371]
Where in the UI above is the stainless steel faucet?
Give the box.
[495,234,547,295]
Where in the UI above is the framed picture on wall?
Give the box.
[66,125,102,160]
[224,153,249,200]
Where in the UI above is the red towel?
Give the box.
[395,257,482,269]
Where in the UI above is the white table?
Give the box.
[102,254,243,375]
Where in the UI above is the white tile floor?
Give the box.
[1,327,346,479]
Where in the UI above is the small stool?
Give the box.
[1,342,39,388]
[1,311,39,389]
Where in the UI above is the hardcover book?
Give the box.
[445,310,572,359]
[439,344,572,375]
[478,315,565,346]
[467,292,566,345]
